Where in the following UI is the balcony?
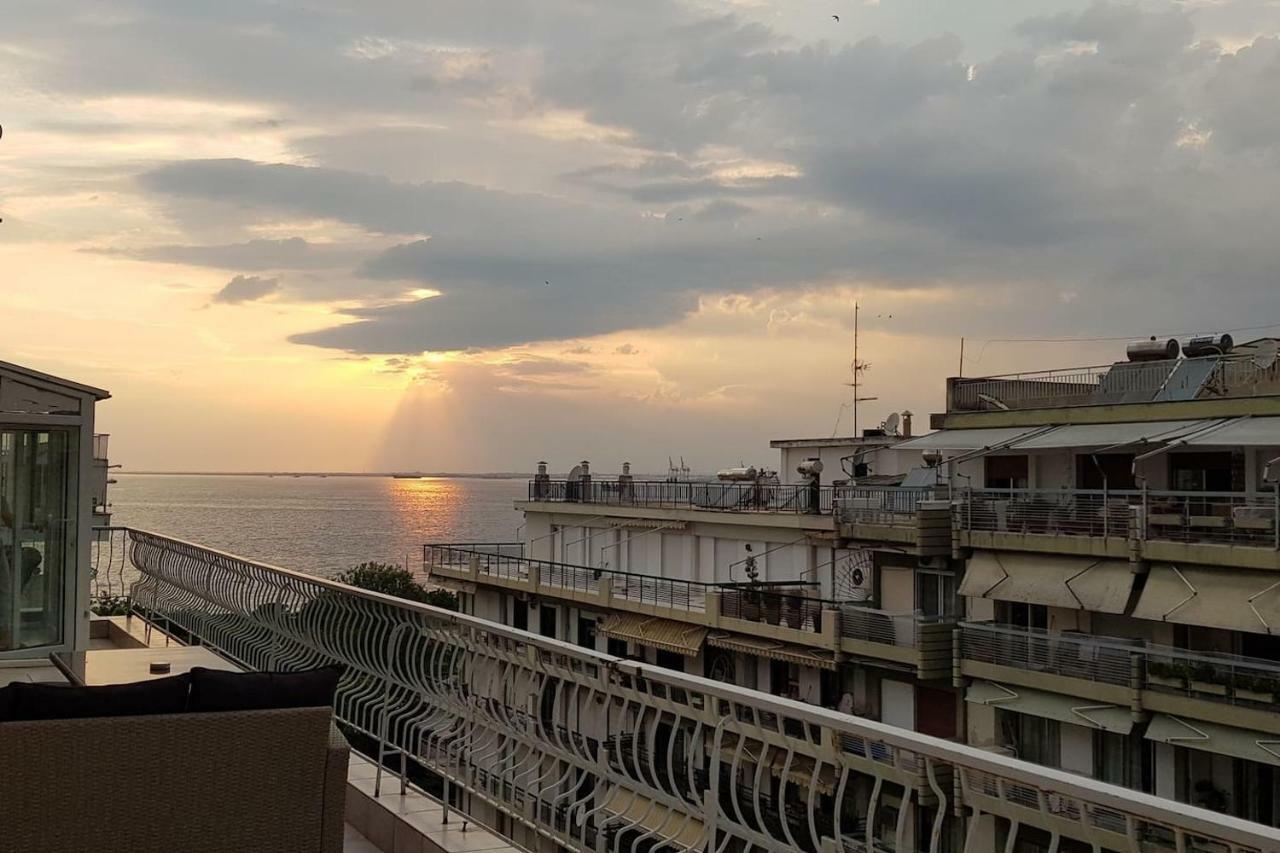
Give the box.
[835,485,949,551]
[525,478,833,514]
[959,487,1280,568]
[960,622,1280,731]
[947,353,1280,415]
[90,526,1280,853]
[427,544,955,672]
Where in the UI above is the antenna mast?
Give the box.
[845,301,878,436]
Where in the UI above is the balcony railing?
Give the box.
[425,544,721,612]
[960,622,1136,687]
[104,526,1280,853]
[92,433,110,460]
[719,586,826,633]
[961,622,1280,707]
[948,353,1280,413]
[835,486,936,527]
[528,478,834,514]
[961,488,1280,549]
[840,606,949,649]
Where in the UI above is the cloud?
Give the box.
[614,343,640,355]
[91,237,365,271]
[212,275,279,305]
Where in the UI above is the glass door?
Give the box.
[0,428,77,653]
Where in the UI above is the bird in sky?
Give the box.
[832,14,840,21]
[544,280,551,286]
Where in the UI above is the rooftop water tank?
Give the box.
[1126,337,1179,362]
[1183,333,1234,358]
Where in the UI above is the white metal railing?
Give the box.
[961,622,1280,707]
[839,606,946,649]
[960,622,1136,686]
[948,353,1280,413]
[114,528,1280,853]
[961,488,1280,549]
[834,486,935,528]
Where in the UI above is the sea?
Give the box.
[107,473,528,577]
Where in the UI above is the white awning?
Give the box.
[1009,420,1217,450]
[959,552,1136,613]
[895,427,1042,452]
[1131,565,1280,634]
[1182,416,1280,448]
[1145,714,1280,766]
[965,681,1133,734]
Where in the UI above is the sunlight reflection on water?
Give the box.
[108,474,526,577]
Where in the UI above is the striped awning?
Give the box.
[599,613,707,655]
[965,681,1134,734]
[706,632,838,671]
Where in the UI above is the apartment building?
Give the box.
[428,334,1280,848]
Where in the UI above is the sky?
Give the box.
[5,0,1280,473]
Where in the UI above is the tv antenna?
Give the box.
[843,302,878,436]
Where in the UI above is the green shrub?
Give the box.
[335,562,457,611]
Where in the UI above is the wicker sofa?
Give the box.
[0,705,349,853]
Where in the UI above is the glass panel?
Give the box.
[0,428,75,651]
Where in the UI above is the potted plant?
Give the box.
[1234,674,1279,704]
[1146,660,1189,690]
[1189,662,1229,697]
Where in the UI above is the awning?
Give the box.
[1009,420,1215,450]
[894,427,1042,452]
[1182,416,1280,447]
[1131,565,1280,634]
[966,681,1134,734]
[1145,714,1280,766]
[706,632,838,670]
[599,614,707,655]
[601,788,707,848]
[959,552,1136,613]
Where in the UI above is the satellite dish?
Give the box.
[883,412,900,435]
[567,465,583,479]
[1250,339,1278,370]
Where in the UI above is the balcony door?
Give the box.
[0,428,77,654]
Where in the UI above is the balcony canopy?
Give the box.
[895,427,1039,452]
[1132,565,1280,634]
[706,632,838,671]
[1145,714,1280,767]
[965,681,1133,734]
[1008,419,1218,450]
[959,552,1135,614]
[1181,416,1280,447]
[599,613,707,656]
[900,420,1224,454]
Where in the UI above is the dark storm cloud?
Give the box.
[90,237,363,271]
[37,0,1280,353]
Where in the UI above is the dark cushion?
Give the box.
[188,665,343,713]
[0,685,13,722]
[6,673,191,721]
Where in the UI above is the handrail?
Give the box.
[527,478,835,514]
[113,526,1280,852]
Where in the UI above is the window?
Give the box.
[985,455,1028,490]
[0,429,76,653]
[996,601,1047,631]
[607,637,628,658]
[770,659,799,699]
[1169,451,1242,492]
[1076,453,1136,490]
[512,598,528,631]
[539,604,558,639]
[576,615,596,650]
[917,570,957,618]
[655,649,685,672]
[1000,710,1059,767]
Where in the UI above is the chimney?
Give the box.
[901,411,913,439]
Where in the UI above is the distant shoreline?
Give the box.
[118,471,532,479]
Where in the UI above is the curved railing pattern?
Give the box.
[118,527,1280,853]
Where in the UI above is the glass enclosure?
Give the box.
[0,428,77,652]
